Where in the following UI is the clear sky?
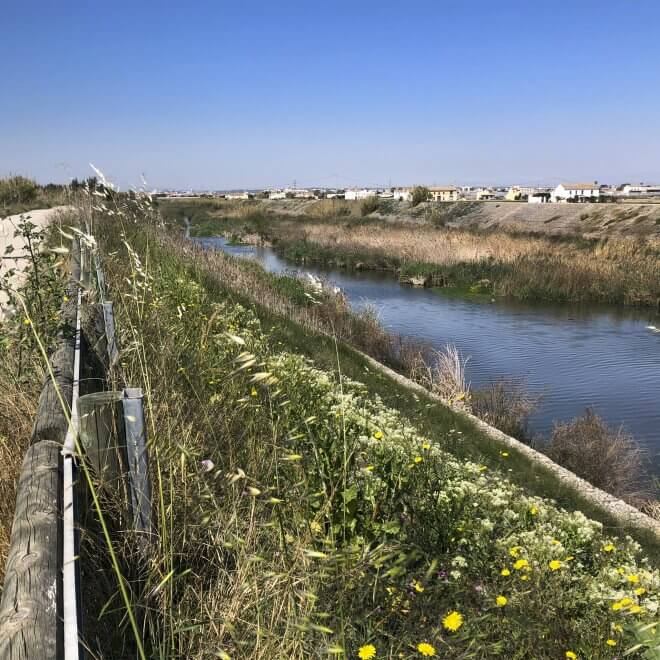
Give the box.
[2,0,660,190]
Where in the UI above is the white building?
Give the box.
[528,191,551,204]
[429,186,459,202]
[345,188,380,200]
[392,187,412,201]
[621,184,660,196]
[225,191,254,200]
[551,183,600,203]
[476,188,496,201]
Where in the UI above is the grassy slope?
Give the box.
[176,233,660,560]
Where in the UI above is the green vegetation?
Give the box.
[162,203,660,308]
[93,205,659,658]
[0,175,71,216]
[411,186,431,207]
[360,195,380,216]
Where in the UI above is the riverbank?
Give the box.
[160,200,660,309]
[94,203,659,658]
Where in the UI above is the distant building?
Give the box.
[392,187,412,201]
[345,188,380,200]
[505,186,539,201]
[476,188,497,201]
[225,191,254,200]
[551,183,600,203]
[429,186,459,202]
[621,184,660,196]
[528,191,551,204]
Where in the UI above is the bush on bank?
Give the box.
[97,211,659,659]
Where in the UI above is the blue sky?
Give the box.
[2,1,660,190]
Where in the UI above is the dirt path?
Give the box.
[0,207,69,320]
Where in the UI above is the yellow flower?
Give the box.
[416,642,436,657]
[364,465,375,472]
[565,652,577,659]
[373,431,383,440]
[629,605,643,614]
[603,543,615,552]
[513,559,529,570]
[520,574,530,581]
[496,595,507,607]
[635,587,646,596]
[358,644,377,659]
[442,610,463,632]
[250,387,258,396]
[500,451,509,457]
[620,597,633,607]
[612,602,622,611]
[422,442,431,450]
[500,568,511,576]
[548,560,562,571]
[23,318,31,325]
[611,623,623,633]
[551,539,561,545]
[414,456,423,463]
[616,567,625,575]
[627,574,639,584]
[529,505,538,515]
[606,639,617,647]
[310,521,322,533]
[414,581,424,593]
[509,546,522,558]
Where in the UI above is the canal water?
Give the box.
[194,235,660,471]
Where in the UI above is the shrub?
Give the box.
[0,176,39,207]
[544,409,653,505]
[411,186,430,207]
[360,196,380,216]
[472,379,538,441]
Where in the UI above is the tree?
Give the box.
[411,186,430,207]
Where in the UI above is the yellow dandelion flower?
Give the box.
[358,644,377,659]
[549,560,562,571]
[23,318,31,325]
[603,543,615,553]
[551,539,561,545]
[520,574,530,581]
[611,623,623,633]
[606,639,617,647]
[442,610,463,632]
[500,568,511,576]
[529,505,538,515]
[513,559,529,570]
[496,595,507,607]
[250,387,258,396]
[422,442,431,450]
[565,652,577,659]
[509,546,522,558]
[416,642,436,656]
[414,456,423,463]
[414,581,424,593]
[635,587,646,596]
[627,574,639,584]
[612,602,622,611]
[620,598,633,607]
[500,451,509,457]
[629,605,643,614]
[373,431,383,440]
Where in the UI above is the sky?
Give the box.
[2,0,660,190]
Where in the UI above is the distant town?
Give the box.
[156,182,660,204]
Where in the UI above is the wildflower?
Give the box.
[414,456,423,463]
[442,610,463,632]
[634,587,646,596]
[363,465,375,472]
[310,521,322,533]
[616,567,625,575]
[23,318,31,325]
[529,505,538,515]
[414,581,424,593]
[373,431,383,440]
[513,559,529,570]
[627,574,639,584]
[417,642,436,656]
[500,451,509,458]
[606,639,617,647]
[629,605,643,614]
[478,465,488,472]
[500,568,511,576]
[358,644,376,659]
[496,595,507,607]
[520,575,530,581]
[603,543,616,552]
[422,442,431,450]
[565,652,577,659]
[509,546,522,558]
[611,623,622,633]
[548,560,562,571]
[250,387,258,396]
[200,459,214,472]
